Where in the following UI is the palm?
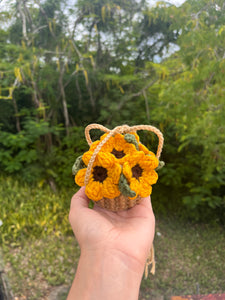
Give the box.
[69,187,155,265]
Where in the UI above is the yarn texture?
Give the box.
[73,124,164,204]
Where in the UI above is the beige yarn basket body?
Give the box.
[96,194,142,212]
[84,123,164,212]
[83,124,164,277]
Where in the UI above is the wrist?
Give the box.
[86,246,146,277]
[67,247,144,300]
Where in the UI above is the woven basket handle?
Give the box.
[84,124,164,185]
[85,124,111,146]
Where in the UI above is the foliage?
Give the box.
[0,0,225,221]
[0,120,87,187]
[0,177,76,246]
[148,0,225,221]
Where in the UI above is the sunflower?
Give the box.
[82,133,137,165]
[122,151,159,198]
[75,152,121,201]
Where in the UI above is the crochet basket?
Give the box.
[73,123,164,211]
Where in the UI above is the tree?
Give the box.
[147,0,225,219]
[1,0,224,222]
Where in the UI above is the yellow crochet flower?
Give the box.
[122,151,159,198]
[82,133,137,165]
[75,152,121,201]
[110,133,137,162]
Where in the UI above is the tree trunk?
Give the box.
[59,69,69,136]
[12,95,21,132]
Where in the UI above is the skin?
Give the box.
[67,187,155,300]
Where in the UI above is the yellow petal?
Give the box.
[101,142,113,152]
[102,178,120,199]
[135,177,152,197]
[85,181,103,201]
[148,151,156,156]
[140,160,158,170]
[130,178,141,195]
[96,152,116,168]
[138,154,159,170]
[75,168,87,186]
[139,143,150,154]
[90,140,100,150]
[82,141,100,165]
[114,133,125,144]
[123,143,137,154]
[122,162,132,181]
[100,134,114,152]
[142,170,158,185]
[107,163,121,184]
[139,183,152,197]
[82,151,92,165]
[124,153,140,166]
[113,134,135,152]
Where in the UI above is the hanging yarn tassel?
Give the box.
[145,245,155,279]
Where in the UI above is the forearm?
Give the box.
[67,248,145,300]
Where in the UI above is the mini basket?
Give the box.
[80,123,164,211]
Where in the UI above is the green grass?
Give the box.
[140,218,225,299]
[3,236,79,299]
[0,177,225,299]
[0,177,75,245]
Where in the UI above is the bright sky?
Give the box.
[0,0,187,11]
[150,0,187,6]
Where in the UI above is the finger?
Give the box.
[118,196,154,220]
[139,196,153,211]
[70,187,89,210]
[69,187,90,229]
[140,197,155,223]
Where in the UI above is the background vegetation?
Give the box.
[0,0,225,298]
[1,178,225,299]
[1,0,225,222]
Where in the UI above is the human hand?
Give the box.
[69,187,155,273]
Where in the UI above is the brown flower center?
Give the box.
[132,164,143,180]
[93,166,108,183]
[111,148,125,159]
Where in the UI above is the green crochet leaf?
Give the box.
[124,133,139,150]
[72,155,86,175]
[156,160,165,170]
[88,199,95,209]
[119,173,136,198]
